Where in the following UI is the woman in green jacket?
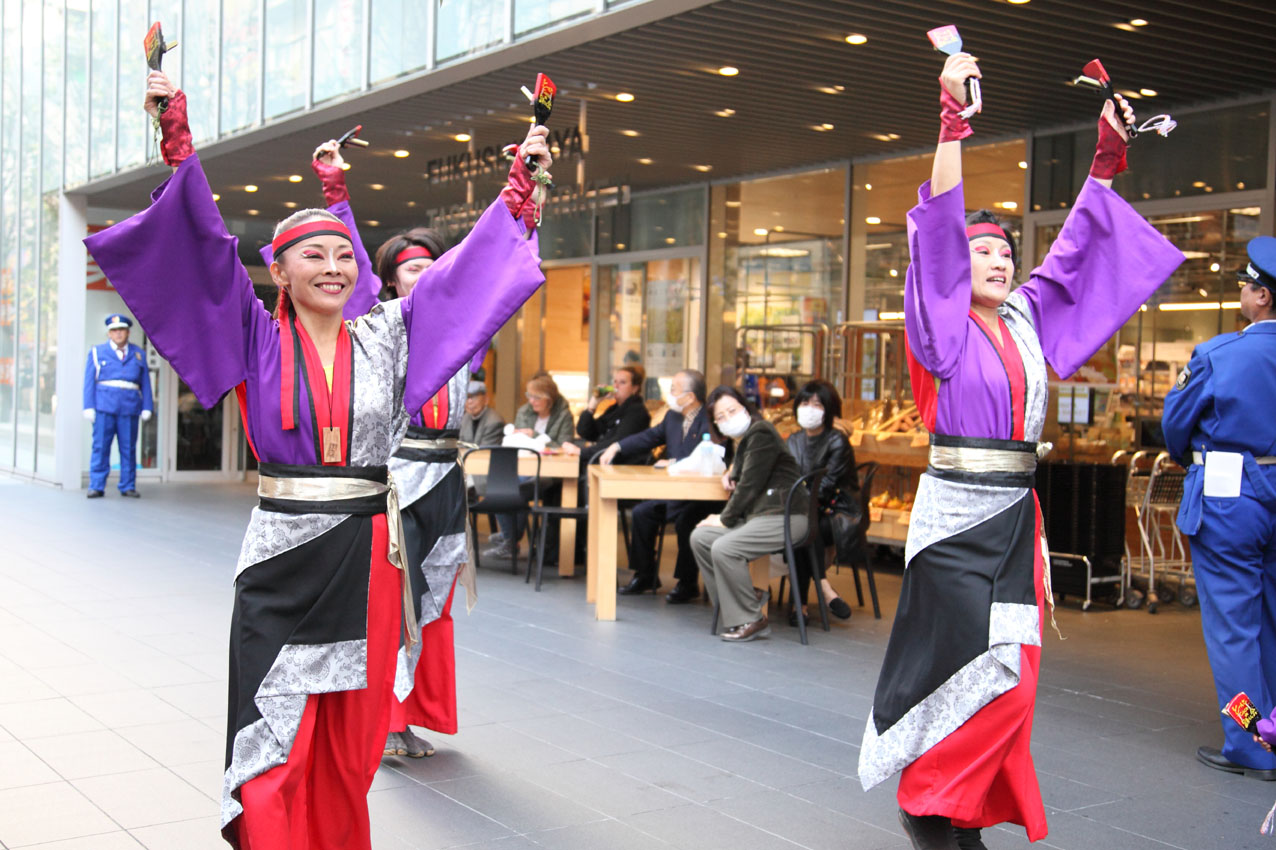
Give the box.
[690,386,807,642]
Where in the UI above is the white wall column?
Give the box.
[55,192,88,490]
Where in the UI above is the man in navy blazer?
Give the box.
[600,369,722,603]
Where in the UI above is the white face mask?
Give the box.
[718,410,751,439]
[666,390,685,413]
[796,406,824,430]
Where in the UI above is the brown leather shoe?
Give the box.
[721,616,770,642]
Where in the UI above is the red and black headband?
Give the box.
[393,245,434,267]
[966,222,1011,243]
[271,219,353,257]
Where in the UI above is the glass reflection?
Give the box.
[313,0,365,103]
[371,0,430,82]
[437,0,503,63]
[265,0,308,118]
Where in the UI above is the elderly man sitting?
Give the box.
[600,369,722,603]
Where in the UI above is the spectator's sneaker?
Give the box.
[120,490,141,498]
[86,490,104,499]
[481,541,517,560]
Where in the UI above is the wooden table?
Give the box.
[586,465,729,620]
[463,450,582,574]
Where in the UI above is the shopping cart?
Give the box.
[1123,450,1195,613]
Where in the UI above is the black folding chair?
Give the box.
[527,451,599,591]
[710,468,826,645]
[464,446,540,578]
[845,461,881,619]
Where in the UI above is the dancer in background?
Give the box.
[858,52,1183,850]
[85,69,550,849]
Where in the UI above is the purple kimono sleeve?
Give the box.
[257,200,380,320]
[904,180,973,381]
[400,199,544,413]
[1017,177,1185,378]
[84,155,272,410]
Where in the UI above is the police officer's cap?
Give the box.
[105,314,133,330]
[1238,237,1276,294]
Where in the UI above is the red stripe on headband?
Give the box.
[394,245,434,266]
[271,219,353,257]
[966,222,1010,241]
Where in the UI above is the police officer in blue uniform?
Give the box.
[1163,236,1276,780]
[83,314,154,498]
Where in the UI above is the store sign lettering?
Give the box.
[425,125,584,184]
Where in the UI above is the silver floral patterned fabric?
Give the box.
[905,477,1026,568]
[221,639,367,827]
[1001,291,1050,442]
[234,303,411,579]
[392,531,467,702]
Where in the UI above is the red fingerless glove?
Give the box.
[500,154,539,231]
[158,91,194,167]
[311,157,350,206]
[1090,115,1128,180]
[938,84,972,144]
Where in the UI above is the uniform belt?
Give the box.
[257,465,418,649]
[98,379,140,390]
[1193,451,1276,466]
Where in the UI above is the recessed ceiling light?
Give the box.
[637,157,653,165]
[105,219,114,225]
[865,216,881,225]
[1018,161,1028,169]
[1129,18,1148,26]
[717,66,739,77]
[287,175,303,183]
[244,184,258,193]
[366,220,380,227]
[773,225,785,232]
[998,200,1019,210]
[1139,88,1157,97]
[211,193,221,201]
[615,92,635,102]
[620,129,640,137]
[454,133,471,142]
[864,183,872,190]
[340,163,351,171]
[246,209,259,216]
[283,201,297,209]
[692,164,713,172]
[393,149,410,158]
[369,183,385,190]
[816,86,841,95]
[1007,0,1030,4]
[714,108,736,118]
[725,200,741,208]
[753,228,768,236]
[889,268,899,277]
[717,231,728,238]
[845,33,867,45]
[407,201,417,207]
[1113,22,1136,31]
[1210,262,1221,272]
[615,243,626,250]
[665,237,677,244]
[1117,89,1142,99]
[1192,181,1206,188]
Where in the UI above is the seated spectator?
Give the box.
[566,363,651,462]
[485,374,574,560]
[785,380,859,624]
[601,369,721,601]
[690,386,808,642]
[460,378,505,500]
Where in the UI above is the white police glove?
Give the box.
[83,409,96,422]
[140,410,152,422]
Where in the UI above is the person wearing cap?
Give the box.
[459,377,505,451]
[1163,236,1276,782]
[858,52,1184,850]
[83,68,550,848]
[82,313,153,498]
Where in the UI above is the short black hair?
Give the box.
[678,369,707,404]
[374,227,448,296]
[793,380,842,430]
[705,385,759,442]
[965,209,1019,276]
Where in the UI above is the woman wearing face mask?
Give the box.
[88,70,551,849]
[690,386,807,642]
[785,380,857,625]
[857,53,1184,850]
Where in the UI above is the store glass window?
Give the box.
[0,0,17,466]
[515,0,594,36]
[264,0,309,118]
[596,186,706,254]
[1032,101,1269,212]
[65,0,89,187]
[538,208,593,260]
[89,0,116,177]
[1034,204,1262,459]
[314,0,365,103]
[15,0,40,471]
[43,2,63,193]
[706,167,846,397]
[116,0,147,170]
[183,1,220,144]
[594,258,702,398]
[437,0,504,63]
[221,0,262,133]
[371,0,431,82]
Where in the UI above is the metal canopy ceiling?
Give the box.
[82,0,1276,244]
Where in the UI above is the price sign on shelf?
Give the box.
[869,506,884,523]
[898,511,911,526]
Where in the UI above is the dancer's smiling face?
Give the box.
[970,235,1015,309]
[271,229,357,317]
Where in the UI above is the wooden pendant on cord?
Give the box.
[322,427,341,463]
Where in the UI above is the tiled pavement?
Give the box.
[0,476,1271,849]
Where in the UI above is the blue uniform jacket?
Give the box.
[1162,320,1276,534]
[616,406,713,463]
[83,342,154,416]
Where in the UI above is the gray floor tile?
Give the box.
[0,781,117,847]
